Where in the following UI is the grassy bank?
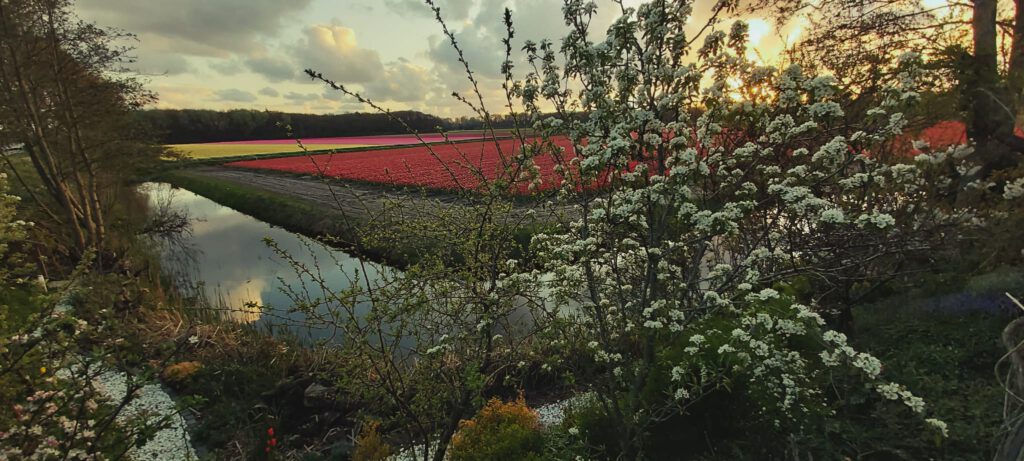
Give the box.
[158,169,421,267]
[158,169,547,268]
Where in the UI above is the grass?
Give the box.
[0,285,40,334]
[158,169,420,267]
[160,170,358,235]
[158,169,551,269]
[167,143,375,159]
[848,268,1023,459]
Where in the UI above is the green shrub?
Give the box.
[449,394,544,461]
[352,420,392,461]
[562,293,959,460]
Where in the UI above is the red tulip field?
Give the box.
[222,121,983,194]
[226,137,577,193]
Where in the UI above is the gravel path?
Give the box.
[54,296,198,460]
[91,371,198,460]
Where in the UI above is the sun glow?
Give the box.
[786,21,806,47]
[746,18,771,46]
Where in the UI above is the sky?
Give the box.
[74,0,806,117]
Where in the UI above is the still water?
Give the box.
[140,182,389,343]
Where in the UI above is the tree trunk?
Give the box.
[971,0,1021,172]
[1010,0,1024,104]
[46,4,106,249]
[971,0,1001,145]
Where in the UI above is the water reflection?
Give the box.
[140,182,388,342]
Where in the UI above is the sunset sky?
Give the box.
[74,0,808,117]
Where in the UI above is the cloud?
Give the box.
[292,24,386,83]
[131,52,192,76]
[189,20,434,108]
[426,0,620,85]
[150,85,216,109]
[75,0,314,57]
[79,0,740,118]
[364,61,437,103]
[384,0,474,22]
[214,88,258,103]
[337,102,371,113]
[421,0,616,104]
[245,55,297,82]
[283,92,321,102]
[208,58,243,76]
[322,90,346,102]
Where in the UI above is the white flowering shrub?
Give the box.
[665,294,926,426]
[0,181,168,460]
[297,0,989,458]
[908,137,1024,267]
[1005,177,1024,200]
[0,295,171,460]
[0,172,31,285]
[500,0,960,457]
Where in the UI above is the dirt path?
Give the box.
[183,166,573,225]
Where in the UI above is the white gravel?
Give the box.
[390,443,434,461]
[55,294,198,460]
[535,392,593,428]
[91,370,198,460]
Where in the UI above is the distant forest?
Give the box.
[138,109,520,144]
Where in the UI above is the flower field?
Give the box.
[168,143,375,159]
[168,133,487,159]
[226,137,576,192]
[909,120,1024,148]
[221,122,985,193]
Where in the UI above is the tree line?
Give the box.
[137,109,500,144]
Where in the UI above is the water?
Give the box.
[140,182,389,343]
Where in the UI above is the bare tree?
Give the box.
[0,0,156,260]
